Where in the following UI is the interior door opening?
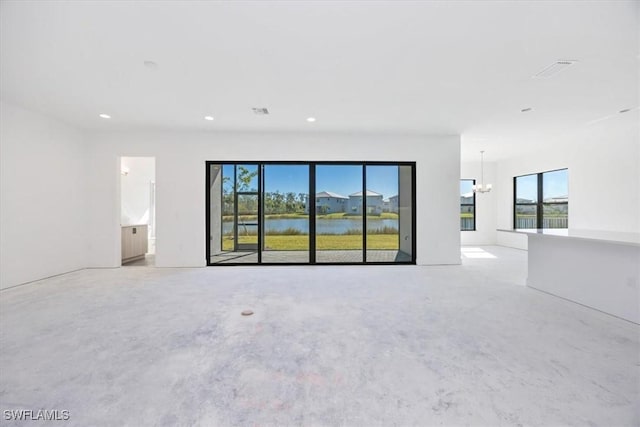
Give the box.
[120,156,156,267]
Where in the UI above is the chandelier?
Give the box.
[472,151,492,194]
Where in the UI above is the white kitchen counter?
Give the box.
[498,228,640,324]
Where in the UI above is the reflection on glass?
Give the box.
[460,180,475,231]
[396,165,413,262]
[315,165,363,263]
[236,194,258,250]
[365,166,400,262]
[261,164,309,263]
[542,169,568,229]
[515,174,538,229]
[209,164,225,258]
[211,164,260,264]
[516,174,538,203]
[515,204,537,229]
[543,169,568,200]
[543,202,568,228]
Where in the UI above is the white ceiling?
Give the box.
[1,1,638,161]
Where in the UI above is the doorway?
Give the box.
[120,156,156,266]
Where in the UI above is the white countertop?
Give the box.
[497,228,640,247]
[121,224,148,228]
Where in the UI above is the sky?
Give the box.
[222,164,568,202]
[516,169,568,201]
[222,164,400,199]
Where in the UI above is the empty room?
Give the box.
[0,1,638,426]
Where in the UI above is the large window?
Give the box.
[460,179,475,231]
[206,161,416,265]
[514,169,568,229]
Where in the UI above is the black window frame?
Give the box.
[513,168,568,229]
[460,179,476,231]
[205,160,417,266]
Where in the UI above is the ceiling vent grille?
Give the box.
[252,107,269,115]
[533,60,577,78]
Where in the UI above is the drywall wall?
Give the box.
[460,160,497,246]
[496,114,640,249]
[0,101,87,289]
[86,132,461,267]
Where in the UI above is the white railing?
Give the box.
[515,216,568,229]
[460,217,474,231]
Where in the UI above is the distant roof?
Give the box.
[316,191,348,199]
[350,190,383,197]
[543,195,569,202]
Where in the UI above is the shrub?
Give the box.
[368,226,399,235]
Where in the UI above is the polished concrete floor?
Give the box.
[0,246,638,426]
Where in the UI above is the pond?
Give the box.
[222,218,399,235]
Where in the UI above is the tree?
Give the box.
[297,193,307,212]
[285,192,297,213]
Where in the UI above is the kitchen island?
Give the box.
[498,228,640,324]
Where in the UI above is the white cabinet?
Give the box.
[121,225,148,263]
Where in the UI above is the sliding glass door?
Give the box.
[261,164,310,263]
[206,161,415,265]
[315,165,364,263]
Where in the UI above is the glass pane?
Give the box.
[460,180,474,205]
[211,164,259,264]
[365,166,400,262]
[261,164,309,263]
[397,166,413,261]
[237,194,258,216]
[236,164,259,192]
[209,164,224,258]
[236,194,258,251]
[315,165,363,263]
[515,204,537,229]
[460,206,475,231]
[543,169,568,201]
[516,174,538,203]
[543,203,568,229]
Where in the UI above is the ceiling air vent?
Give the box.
[252,107,269,115]
[533,60,577,78]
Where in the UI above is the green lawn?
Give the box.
[222,234,399,251]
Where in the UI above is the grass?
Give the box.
[222,234,399,251]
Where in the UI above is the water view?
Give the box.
[223,218,398,235]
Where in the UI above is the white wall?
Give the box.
[496,115,640,249]
[0,101,87,289]
[86,132,461,267]
[460,160,497,246]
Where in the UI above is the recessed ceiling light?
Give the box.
[306,117,316,122]
[204,116,214,121]
[521,107,533,113]
[99,114,111,119]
